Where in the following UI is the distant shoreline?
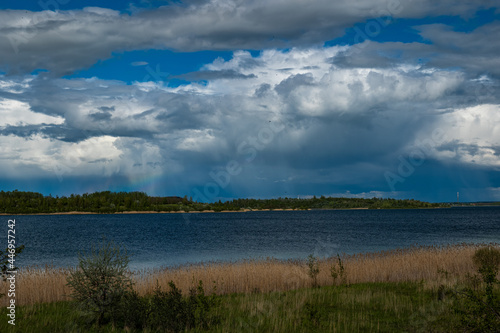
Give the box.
[2,208,295,216]
[0,206,456,216]
[0,190,454,215]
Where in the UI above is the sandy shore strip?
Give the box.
[0,208,307,215]
[0,206,454,216]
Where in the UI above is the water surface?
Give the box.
[2,206,499,270]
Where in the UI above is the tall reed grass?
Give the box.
[2,243,497,306]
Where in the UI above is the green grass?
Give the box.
[0,301,91,333]
[209,282,456,333]
[0,281,466,332]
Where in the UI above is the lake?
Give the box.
[3,206,499,270]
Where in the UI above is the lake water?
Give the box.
[3,206,499,270]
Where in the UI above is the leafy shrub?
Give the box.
[111,289,149,331]
[66,240,133,326]
[452,246,500,332]
[473,246,500,284]
[67,241,219,331]
[149,280,218,332]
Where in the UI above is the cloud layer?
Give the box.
[1,0,498,75]
[0,1,499,201]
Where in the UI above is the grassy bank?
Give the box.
[1,243,499,332]
[0,281,492,332]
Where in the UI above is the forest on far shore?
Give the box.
[0,190,449,214]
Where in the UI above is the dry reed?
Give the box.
[1,243,498,306]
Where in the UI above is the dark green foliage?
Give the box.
[208,196,447,211]
[301,302,320,327]
[0,190,185,214]
[69,278,218,332]
[300,300,338,330]
[452,246,500,332]
[473,246,500,281]
[149,280,218,332]
[0,190,448,214]
[66,240,134,326]
[66,239,218,331]
[111,289,149,331]
[150,281,186,332]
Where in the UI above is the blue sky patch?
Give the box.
[65,49,234,86]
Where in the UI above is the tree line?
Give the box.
[0,190,448,214]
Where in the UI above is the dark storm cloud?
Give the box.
[175,69,257,81]
[89,111,112,121]
[254,83,271,97]
[0,123,91,142]
[0,124,47,138]
[133,109,156,119]
[87,158,112,164]
[436,141,500,159]
[417,22,500,77]
[332,21,500,78]
[274,73,315,97]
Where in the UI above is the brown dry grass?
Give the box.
[1,243,498,306]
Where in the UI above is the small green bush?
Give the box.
[452,246,500,332]
[66,240,133,327]
[111,289,149,330]
[473,246,500,282]
[67,240,219,331]
[149,280,218,332]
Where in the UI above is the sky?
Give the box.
[0,0,499,203]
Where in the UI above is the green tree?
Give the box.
[66,240,133,327]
